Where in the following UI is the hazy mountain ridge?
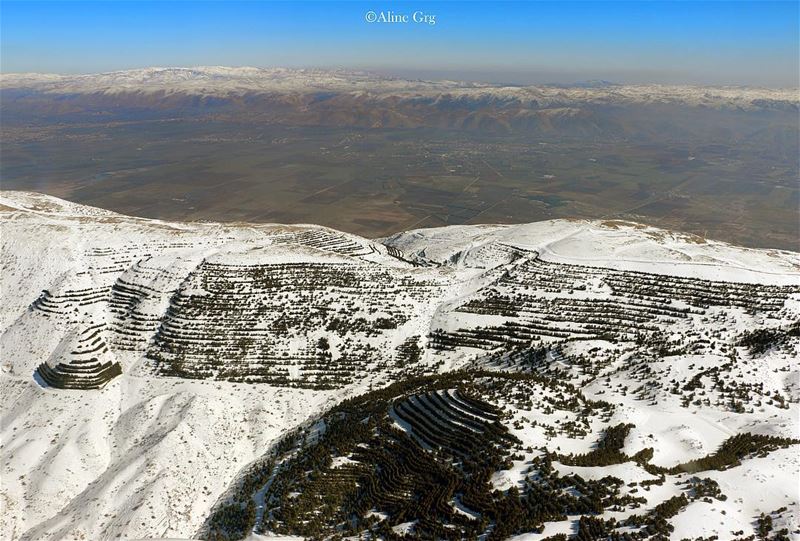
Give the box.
[4,68,796,170]
[2,67,796,110]
[1,192,798,540]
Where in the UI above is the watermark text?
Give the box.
[365,10,437,26]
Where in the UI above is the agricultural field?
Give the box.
[1,114,797,250]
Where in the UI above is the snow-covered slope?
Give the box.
[1,192,798,541]
[382,220,800,284]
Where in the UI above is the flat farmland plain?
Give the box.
[2,119,797,249]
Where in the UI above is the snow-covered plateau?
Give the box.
[1,191,798,541]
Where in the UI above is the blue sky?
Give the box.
[1,1,798,85]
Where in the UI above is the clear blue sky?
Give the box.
[1,1,798,86]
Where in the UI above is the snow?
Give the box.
[670,448,799,540]
[1,191,799,540]
[385,220,800,285]
[0,373,338,540]
[1,67,796,110]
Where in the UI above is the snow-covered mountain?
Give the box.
[3,67,796,145]
[2,66,797,110]
[1,192,798,540]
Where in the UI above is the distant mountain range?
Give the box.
[2,67,796,108]
[3,68,797,145]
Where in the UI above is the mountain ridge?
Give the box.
[2,66,797,110]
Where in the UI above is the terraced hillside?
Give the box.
[1,193,459,390]
[432,256,798,350]
[145,255,450,388]
[1,192,799,541]
[201,372,799,541]
[35,324,122,390]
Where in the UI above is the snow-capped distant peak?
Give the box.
[1,66,796,108]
